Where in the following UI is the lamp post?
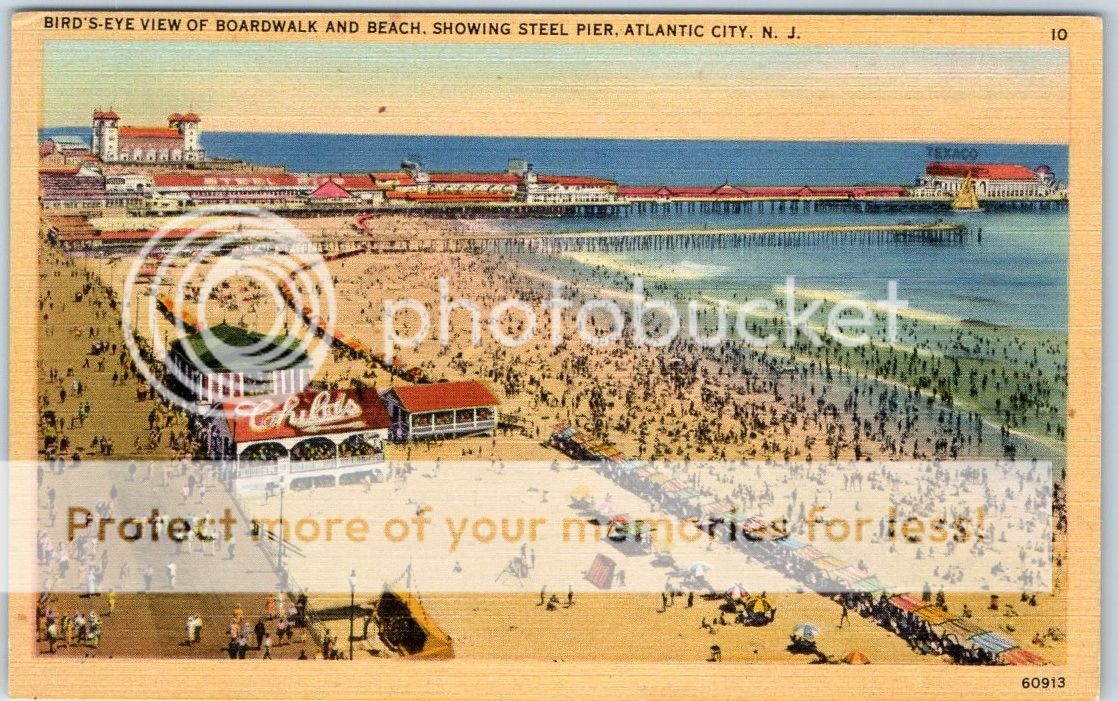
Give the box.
[348,569,358,661]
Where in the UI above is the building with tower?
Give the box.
[91,109,205,163]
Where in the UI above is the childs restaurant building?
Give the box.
[210,387,392,493]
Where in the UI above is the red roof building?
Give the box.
[917,161,1057,199]
[616,184,907,200]
[208,387,393,490]
[222,388,392,443]
[925,162,1040,181]
[92,110,203,163]
[308,180,353,199]
[536,174,616,187]
[372,172,418,188]
[427,172,520,185]
[382,380,500,440]
[118,126,182,139]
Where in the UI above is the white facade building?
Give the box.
[912,162,1062,199]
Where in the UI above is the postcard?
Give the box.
[8,11,1102,700]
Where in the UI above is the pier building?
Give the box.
[912,162,1061,199]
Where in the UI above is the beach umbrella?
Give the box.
[792,623,819,642]
[841,650,870,665]
[725,583,748,599]
[594,500,615,515]
[744,595,772,614]
[687,562,712,576]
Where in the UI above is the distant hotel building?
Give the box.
[912,162,1061,199]
[91,109,205,163]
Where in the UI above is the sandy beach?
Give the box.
[33,211,1068,664]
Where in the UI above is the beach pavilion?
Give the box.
[208,387,392,492]
[166,322,314,407]
[380,380,499,441]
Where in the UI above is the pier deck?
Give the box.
[356,221,972,254]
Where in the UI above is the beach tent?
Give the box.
[968,631,1018,656]
[676,487,701,503]
[841,650,871,665]
[740,517,779,542]
[851,575,886,593]
[792,545,826,561]
[888,593,928,613]
[828,565,868,586]
[914,606,958,626]
[662,479,684,494]
[705,501,736,517]
[1000,648,1046,665]
[811,555,848,571]
[932,619,979,644]
[585,553,617,590]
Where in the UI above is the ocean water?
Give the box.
[42,129,1067,186]
[510,207,1068,332]
[41,129,1069,330]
